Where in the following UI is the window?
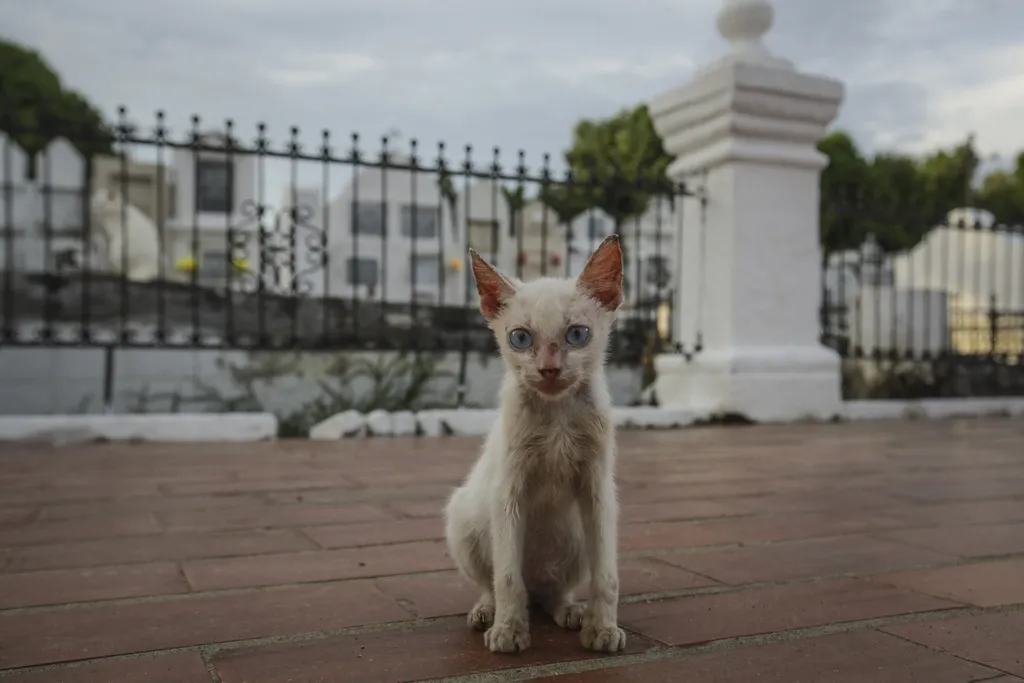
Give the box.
[587,215,607,241]
[201,250,229,281]
[400,204,439,239]
[167,182,177,220]
[411,254,440,288]
[645,255,671,288]
[348,257,379,287]
[195,159,233,213]
[352,202,385,236]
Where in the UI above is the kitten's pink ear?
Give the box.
[470,249,515,320]
[577,235,623,310]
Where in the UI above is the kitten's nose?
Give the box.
[540,367,561,380]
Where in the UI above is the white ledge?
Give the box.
[842,398,1024,421]
[310,407,699,439]
[0,413,278,443]
[4,399,1017,445]
[309,397,1024,439]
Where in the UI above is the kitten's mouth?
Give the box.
[532,377,573,398]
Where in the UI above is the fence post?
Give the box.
[648,0,846,422]
[988,293,998,355]
[102,345,116,414]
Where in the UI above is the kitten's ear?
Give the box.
[469,248,516,320]
[577,235,623,310]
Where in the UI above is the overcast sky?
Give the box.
[4,0,1024,191]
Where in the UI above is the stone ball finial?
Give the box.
[716,0,779,64]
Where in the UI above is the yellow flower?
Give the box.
[175,255,248,272]
[449,257,463,271]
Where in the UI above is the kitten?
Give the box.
[444,235,626,654]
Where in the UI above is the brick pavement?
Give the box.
[0,418,1022,682]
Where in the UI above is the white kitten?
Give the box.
[444,235,627,654]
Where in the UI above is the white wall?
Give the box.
[0,135,95,275]
[837,286,950,356]
[893,226,1024,310]
[0,347,646,416]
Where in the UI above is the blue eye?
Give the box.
[508,328,533,349]
[565,325,590,346]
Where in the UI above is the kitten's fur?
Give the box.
[444,235,626,654]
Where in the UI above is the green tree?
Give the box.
[537,182,590,225]
[0,38,113,174]
[919,135,980,216]
[975,152,1024,225]
[818,131,871,253]
[541,104,675,229]
[861,153,936,252]
[817,132,980,254]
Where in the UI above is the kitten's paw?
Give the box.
[484,622,531,653]
[467,601,495,631]
[580,620,627,653]
[553,602,586,631]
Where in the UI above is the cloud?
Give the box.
[838,81,933,151]
[2,0,1023,181]
[919,43,1024,158]
[264,53,378,87]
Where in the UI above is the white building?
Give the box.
[822,208,1024,356]
[0,130,258,290]
[323,166,520,308]
[1,129,678,320]
[318,173,680,313]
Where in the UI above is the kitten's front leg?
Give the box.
[578,460,626,653]
[485,486,531,653]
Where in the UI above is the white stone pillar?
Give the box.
[650,0,845,422]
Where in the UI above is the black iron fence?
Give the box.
[1,109,697,373]
[820,207,1024,399]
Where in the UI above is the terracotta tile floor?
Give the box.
[1,418,1023,682]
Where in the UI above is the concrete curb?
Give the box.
[0,413,278,443]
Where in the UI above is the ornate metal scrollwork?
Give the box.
[227,199,327,296]
[228,200,326,297]
[227,199,263,294]
[281,202,328,296]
